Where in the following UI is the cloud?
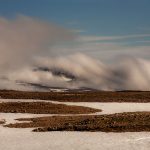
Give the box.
[0,15,74,73]
[51,40,150,62]
[8,53,150,91]
[78,34,150,42]
[0,15,76,90]
[71,29,85,33]
[0,15,150,91]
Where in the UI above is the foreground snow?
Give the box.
[0,126,150,150]
[0,99,150,150]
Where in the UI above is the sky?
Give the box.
[0,0,150,61]
[0,0,150,90]
[0,0,150,35]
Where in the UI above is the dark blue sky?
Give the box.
[0,0,150,36]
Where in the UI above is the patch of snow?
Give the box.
[0,113,54,124]
[0,126,150,150]
[59,102,150,114]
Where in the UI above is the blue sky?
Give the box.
[0,0,150,36]
[0,0,150,61]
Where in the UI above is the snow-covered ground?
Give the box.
[0,99,150,150]
[51,101,150,114]
[0,126,150,150]
[0,113,54,124]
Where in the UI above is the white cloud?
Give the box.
[0,15,150,91]
[71,29,86,33]
[78,34,150,42]
[0,15,74,73]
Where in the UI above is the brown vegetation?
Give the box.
[0,90,150,102]
[0,119,6,124]
[5,112,150,132]
[0,102,100,114]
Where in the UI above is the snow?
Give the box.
[0,99,150,150]
[0,113,54,124]
[59,102,150,114]
[0,126,150,150]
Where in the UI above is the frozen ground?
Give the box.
[0,126,150,150]
[0,99,150,150]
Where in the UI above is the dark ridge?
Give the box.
[34,67,76,81]
[0,90,150,102]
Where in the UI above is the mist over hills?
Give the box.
[0,16,150,92]
[1,53,149,92]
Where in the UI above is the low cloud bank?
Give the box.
[1,53,150,91]
[0,16,150,91]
